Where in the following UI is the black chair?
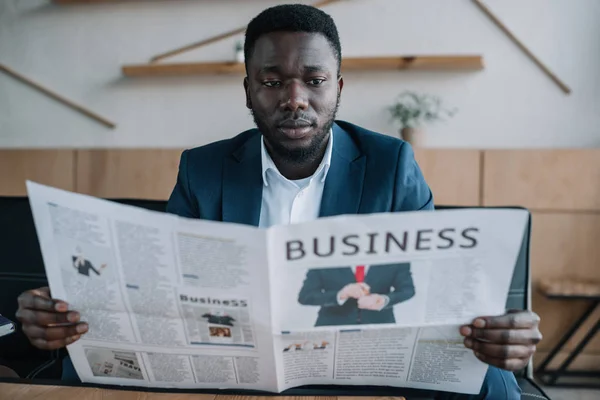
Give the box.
[0,196,550,398]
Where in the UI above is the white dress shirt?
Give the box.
[351,265,370,276]
[258,129,333,228]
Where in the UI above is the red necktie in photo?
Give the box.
[355,265,365,283]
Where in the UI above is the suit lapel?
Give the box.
[222,132,263,226]
[221,123,366,225]
[332,267,357,286]
[364,265,373,285]
[319,123,366,218]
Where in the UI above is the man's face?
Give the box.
[244,32,343,163]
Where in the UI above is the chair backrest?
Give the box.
[0,197,532,379]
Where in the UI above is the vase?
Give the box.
[400,127,422,146]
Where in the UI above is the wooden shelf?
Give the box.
[122,55,484,77]
[52,0,138,3]
[342,55,484,71]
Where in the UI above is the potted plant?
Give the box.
[235,41,245,63]
[388,91,457,146]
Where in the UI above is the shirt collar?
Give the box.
[261,128,334,187]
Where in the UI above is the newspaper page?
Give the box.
[27,182,278,391]
[268,209,528,394]
[26,182,528,395]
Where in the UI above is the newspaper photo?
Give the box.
[26,181,529,394]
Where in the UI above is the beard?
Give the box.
[251,95,340,165]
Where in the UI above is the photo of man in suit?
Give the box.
[298,263,415,326]
[201,311,236,327]
[72,247,106,277]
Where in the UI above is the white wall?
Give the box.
[1,0,599,149]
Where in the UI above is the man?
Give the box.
[202,311,236,327]
[298,263,415,326]
[72,247,106,277]
[15,4,541,399]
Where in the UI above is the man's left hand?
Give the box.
[357,294,386,310]
[460,310,542,371]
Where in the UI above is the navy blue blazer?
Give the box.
[166,120,434,221]
[298,263,415,326]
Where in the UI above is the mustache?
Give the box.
[249,109,315,124]
[278,114,315,124]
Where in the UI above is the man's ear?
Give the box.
[337,75,344,96]
[243,77,252,109]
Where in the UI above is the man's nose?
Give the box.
[280,82,308,112]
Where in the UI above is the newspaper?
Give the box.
[26,181,529,395]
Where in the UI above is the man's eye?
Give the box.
[263,81,281,88]
[308,79,325,85]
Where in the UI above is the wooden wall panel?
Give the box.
[76,149,183,200]
[0,150,75,196]
[534,351,600,371]
[483,150,600,210]
[530,212,600,353]
[414,149,481,206]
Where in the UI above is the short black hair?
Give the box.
[244,4,342,73]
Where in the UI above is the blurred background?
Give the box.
[1,0,599,148]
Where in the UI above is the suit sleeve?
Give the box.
[87,261,100,276]
[393,141,434,211]
[297,270,340,307]
[166,150,200,218]
[382,263,415,308]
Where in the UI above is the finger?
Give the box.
[30,334,82,351]
[464,338,536,359]
[459,325,473,336]
[363,298,377,308]
[31,287,51,297]
[16,308,80,326]
[22,322,88,342]
[472,311,540,329]
[18,289,69,312]
[470,328,542,344]
[473,351,530,371]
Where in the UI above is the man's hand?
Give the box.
[16,287,88,350]
[338,283,370,300]
[357,294,387,310]
[460,310,542,371]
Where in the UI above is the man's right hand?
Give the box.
[338,283,370,301]
[16,287,88,350]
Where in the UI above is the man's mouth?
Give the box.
[278,120,313,139]
[279,119,311,128]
